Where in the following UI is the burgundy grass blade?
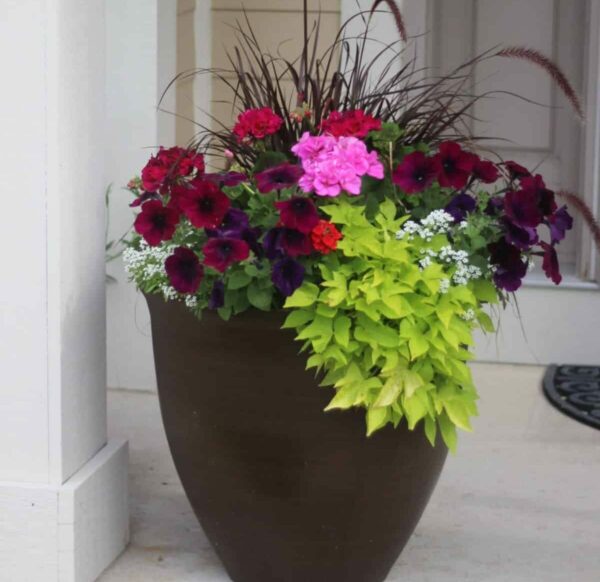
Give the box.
[371,0,408,43]
[496,47,584,119]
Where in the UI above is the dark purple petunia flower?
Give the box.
[202,237,250,273]
[488,239,528,292]
[255,163,303,193]
[502,218,539,251]
[204,172,248,187]
[279,228,313,257]
[208,279,225,309]
[485,196,504,216]
[503,189,543,229]
[392,151,437,194]
[207,208,249,237]
[165,247,204,294]
[263,227,285,260]
[520,174,556,217]
[473,159,500,184]
[540,241,562,285]
[433,142,476,190]
[547,206,574,244]
[445,193,477,223]
[271,257,305,297]
[134,200,180,246]
[275,197,320,234]
[503,161,530,181]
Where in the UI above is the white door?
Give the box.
[342,0,600,364]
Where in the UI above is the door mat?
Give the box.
[543,365,600,430]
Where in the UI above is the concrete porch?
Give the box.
[100,363,600,581]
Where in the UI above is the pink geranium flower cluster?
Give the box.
[291,132,384,197]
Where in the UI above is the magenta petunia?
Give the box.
[540,241,562,285]
[278,228,313,257]
[202,237,250,273]
[179,180,231,228]
[165,247,204,294]
[275,197,320,234]
[520,174,556,217]
[504,160,530,181]
[392,151,437,194]
[503,189,543,229]
[433,142,476,189]
[473,159,500,184]
[134,200,180,246]
[255,164,303,193]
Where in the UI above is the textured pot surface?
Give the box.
[145,294,448,582]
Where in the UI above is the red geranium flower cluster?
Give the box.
[233,107,283,140]
[310,220,342,254]
[141,146,205,193]
[320,109,382,138]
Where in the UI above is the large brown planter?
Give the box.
[145,293,448,582]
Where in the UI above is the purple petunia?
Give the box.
[488,239,528,292]
[445,193,477,223]
[165,247,204,294]
[271,257,305,297]
[392,151,437,194]
[255,163,303,193]
[502,218,539,251]
[547,206,574,244]
[204,172,247,187]
[208,280,225,309]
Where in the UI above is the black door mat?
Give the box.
[543,365,600,430]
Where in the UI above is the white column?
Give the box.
[0,1,128,581]
[105,0,178,392]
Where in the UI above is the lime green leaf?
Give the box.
[366,407,389,436]
[282,309,313,329]
[477,311,495,333]
[424,416,437,446]
[472,279,499,304]
[285,282,320,308]
[333,315,352,348]
[444,399,473,432]
[438,412,458,453]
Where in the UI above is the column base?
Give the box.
[0,438,129,582]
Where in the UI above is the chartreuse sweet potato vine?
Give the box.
[283,199,498,451]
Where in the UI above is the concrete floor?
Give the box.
[100,364,600,582]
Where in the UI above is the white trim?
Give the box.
[194,0,213,132]
[580,0,600,281]
[0,439,128,582]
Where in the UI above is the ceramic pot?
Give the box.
[145,293,447,582]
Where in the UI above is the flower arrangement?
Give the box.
[123,1,598,451]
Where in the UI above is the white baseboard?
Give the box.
[475,285,600,366]
[0,438,129,582]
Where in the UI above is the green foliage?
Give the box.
[283,198,498,452]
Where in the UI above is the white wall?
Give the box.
[105,0,178,392]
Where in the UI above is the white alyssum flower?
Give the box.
[439,278,450,294]
[461,308,476,322]
[185,295,199,308]
[396,210,454,241]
